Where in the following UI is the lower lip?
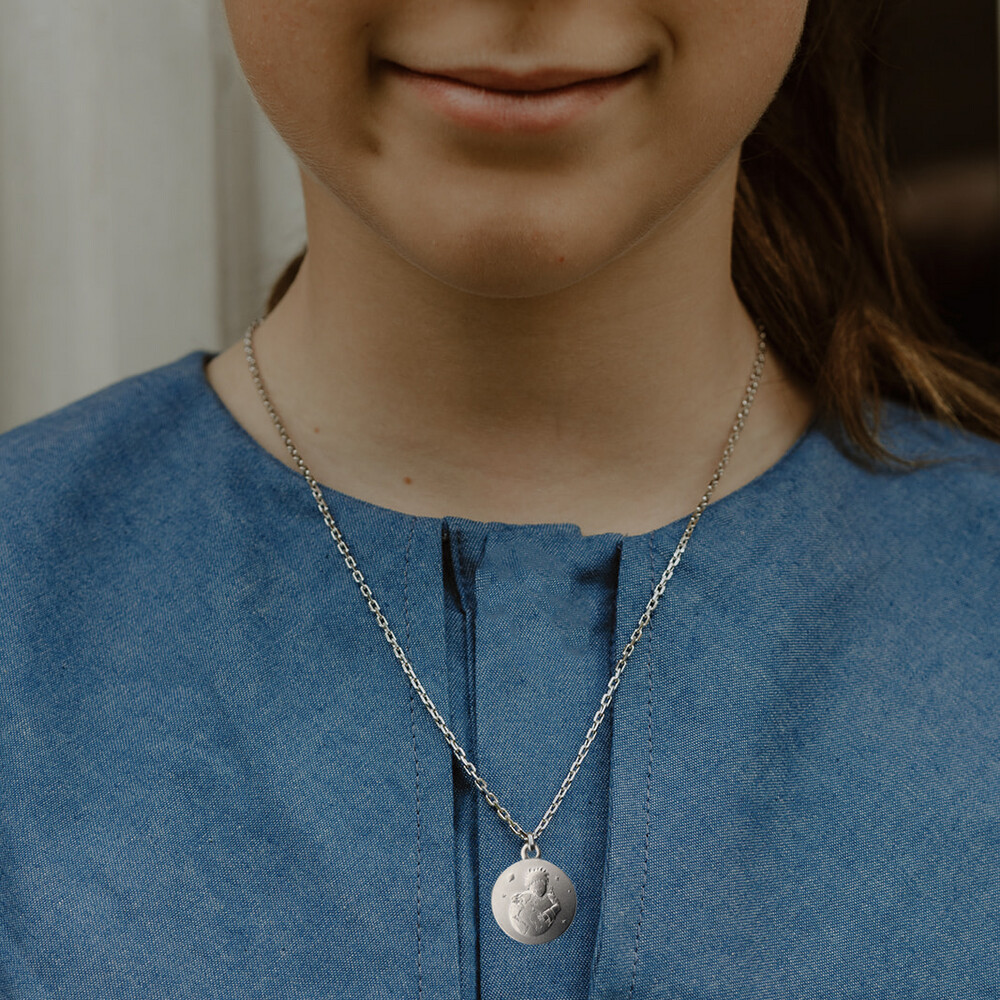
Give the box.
[387,64,643,134]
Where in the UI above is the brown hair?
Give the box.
[733,0,1000,460]
[267,0,1000,462]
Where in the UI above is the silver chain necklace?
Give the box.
[243,319,767,944]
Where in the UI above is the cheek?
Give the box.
[222,0,378,159]
[667,0,809,125]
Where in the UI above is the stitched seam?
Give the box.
[590,537,625,983]
[404,518,423,1000]
[454,527,478,742]
[455,526,483,998]
[628,536,656,1000]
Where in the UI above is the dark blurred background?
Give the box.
[883,0,999,361]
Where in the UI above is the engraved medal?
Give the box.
[492,851,577,944]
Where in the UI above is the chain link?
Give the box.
[243,322,767,849]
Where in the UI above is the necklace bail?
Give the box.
[521,834,541,861]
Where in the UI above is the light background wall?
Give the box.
[0,0,304,433]
[0,1,997,433]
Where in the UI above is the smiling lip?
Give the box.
[385,62,646,134]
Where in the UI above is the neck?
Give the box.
[208,159,813,535]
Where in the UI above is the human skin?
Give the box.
[208,0,814,535]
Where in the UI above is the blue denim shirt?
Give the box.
[1,352,998,998]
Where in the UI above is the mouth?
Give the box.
[391,63,647,93]
[383,60,650,134]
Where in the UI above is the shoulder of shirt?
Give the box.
[808,400,1000,503]
[0,351,214,529]
[858,401,1000,494]
[785,401,1000,566]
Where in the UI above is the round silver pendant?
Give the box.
[491,857,577,944]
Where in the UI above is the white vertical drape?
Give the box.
[0,0,305,433]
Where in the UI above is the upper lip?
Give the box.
[388,63,643,92]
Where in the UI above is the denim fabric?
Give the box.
[1,351,999,999]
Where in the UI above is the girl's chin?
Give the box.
[379,212,633,299]
[305,162,646,297]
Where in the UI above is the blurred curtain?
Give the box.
[0,0,305,433]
